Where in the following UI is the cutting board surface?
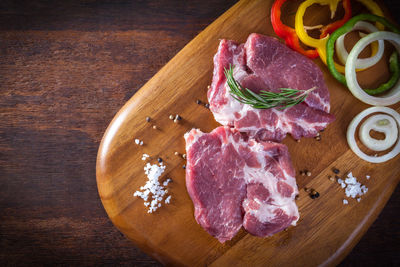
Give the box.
[96,0,399,266]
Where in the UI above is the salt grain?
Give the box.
[141,154,150,161]
[135,138,144,146]
[343,199,348,205]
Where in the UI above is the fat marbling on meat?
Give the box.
[207,33,335,142]
[184,126,299,243]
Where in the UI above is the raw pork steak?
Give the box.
[184,126,299,243]
[208,33,335,142]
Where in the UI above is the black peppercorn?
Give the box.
[196,99,202,104]
[145,116,151,122]
[157,157,163,163]
[175,115,182,121]
[310,190,320,199]
[204,103,210,108]
[182,164,186,169]
[333,168,340,174]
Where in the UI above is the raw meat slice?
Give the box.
[184,126,299,243]
[208,33,335,142]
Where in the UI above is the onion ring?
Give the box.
[347,106,400,163]
[336,21,384,69]
[359,114,398,151]
[345,31,400,105]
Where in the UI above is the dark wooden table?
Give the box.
[0,0,398,266]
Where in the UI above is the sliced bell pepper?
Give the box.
[356,0,384,30]
[271,0,351,59]
[295,0,382,73]
[320,0,352,37]
[364,51,399,95]
[326,14,400,85]
[271,0,319,58]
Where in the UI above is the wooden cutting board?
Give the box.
[96,0,399,266]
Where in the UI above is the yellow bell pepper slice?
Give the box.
[295,0,382,73]
[356,0,384,30]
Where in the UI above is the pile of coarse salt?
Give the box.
[337,172,368,205]
[133,154,172,213]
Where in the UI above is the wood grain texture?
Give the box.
[0,0,399,266]
[96,0,399,266]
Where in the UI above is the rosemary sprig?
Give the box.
[224,65,316,110]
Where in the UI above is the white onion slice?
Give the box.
[347,106,400,163]
[359,114,398,151]
[345,31,400,106]
[336,21,384,69]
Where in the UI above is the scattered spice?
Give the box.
[306,171,311,177]
[174,151,179,156]
[300,170,305,176]
[182,154,186,159]
[328,175,335,181]
[145,116,151,122]
[173,115,181,124]
[169,114,174,120]
[315,136,321,141]
[304,188,319,199]
[153,125,158,129]
[296,139,300,143]
[310,191,320,199]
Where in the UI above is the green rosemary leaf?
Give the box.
[224,65,315,110]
